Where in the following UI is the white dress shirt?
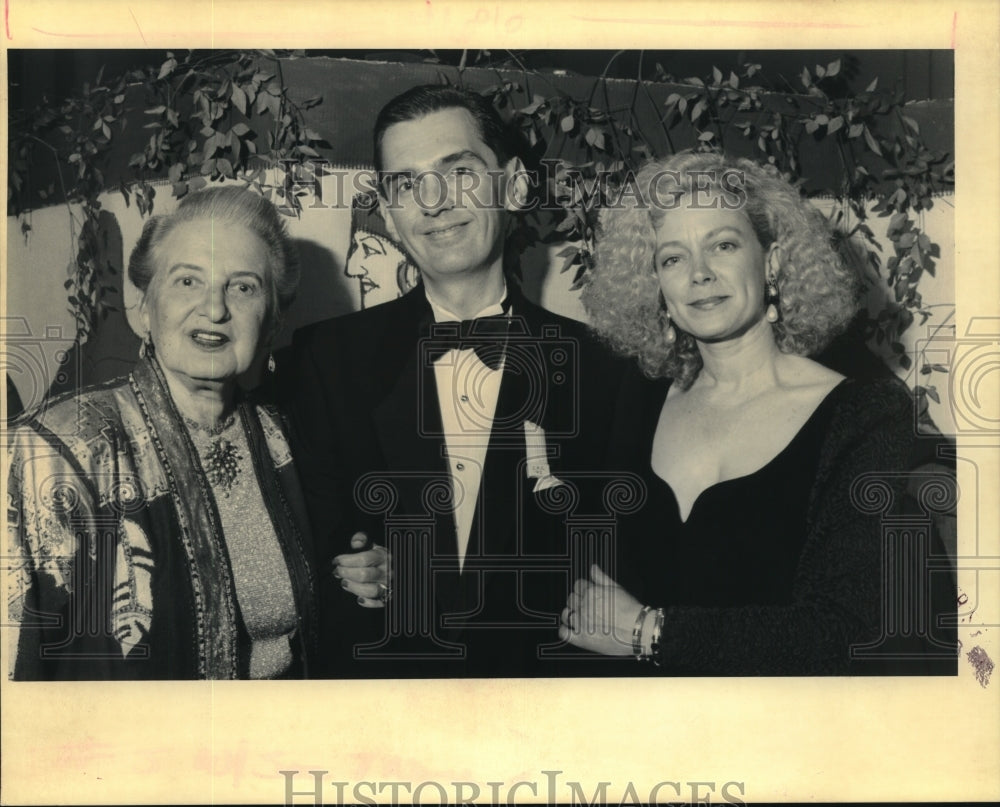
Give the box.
[424,285,508,572]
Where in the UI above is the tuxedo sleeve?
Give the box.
[277,325,353,564]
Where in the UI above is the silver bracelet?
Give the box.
[650,608,665,666]
[632,605,652,660]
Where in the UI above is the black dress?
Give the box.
[644,381,841,610]
[609,374,957,676]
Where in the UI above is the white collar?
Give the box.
[425,280,509,323]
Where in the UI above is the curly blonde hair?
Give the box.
[582,151,859,389]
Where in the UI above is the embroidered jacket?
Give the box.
[7,356,320,679]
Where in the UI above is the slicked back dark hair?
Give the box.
[373,84,522,185]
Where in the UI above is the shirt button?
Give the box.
[456,462,465,471]
[460,394,469,403]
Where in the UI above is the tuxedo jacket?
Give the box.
[277,283,637,677]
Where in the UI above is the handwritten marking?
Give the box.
[30,26,109,38]
[129,7,146,44]
[967,645,993,687]
[951,12,957,49]
[5,0,11,40]
[571,15,863,29]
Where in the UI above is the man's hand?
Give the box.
[332,531,391,609]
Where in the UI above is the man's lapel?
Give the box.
[369,287,462,607]
[370,286,446,477]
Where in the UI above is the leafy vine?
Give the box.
[9,50,953,415]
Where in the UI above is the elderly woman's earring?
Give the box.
[139,332,153,359]
[765,278,780,324]
[267,353,276,373]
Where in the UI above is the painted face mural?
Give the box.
[345,192,419,309]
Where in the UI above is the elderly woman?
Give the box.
[8,187,335,679]
[560,151,953,675]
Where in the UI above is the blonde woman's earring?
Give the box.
[664,312,677,344]
[267,353,276,373]
[765,278,780,323]
[659,291,677,344]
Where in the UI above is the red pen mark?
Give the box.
[951,12,957,49]
[5,0,11,40]
[129,7,146,44]
[571,15,863,29]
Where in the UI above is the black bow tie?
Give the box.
[422,310,513,371]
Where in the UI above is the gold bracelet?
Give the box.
[632,605,652,660]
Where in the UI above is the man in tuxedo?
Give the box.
[280,85,632,677]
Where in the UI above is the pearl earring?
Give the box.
[765,278,780,323]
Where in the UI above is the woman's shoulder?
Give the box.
[827,374,914,421]
[9,374,133,441]
[815,374,918,471]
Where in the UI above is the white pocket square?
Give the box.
[524,420,565,492]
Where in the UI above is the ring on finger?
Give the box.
[377,582,392,602]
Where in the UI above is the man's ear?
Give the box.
[502,156,531,212]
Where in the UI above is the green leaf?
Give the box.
[827,116,844,134]
[698,130,714,141]
[231,122,251,137]
[157,58,178,81]
[863,127,882,156]
[231,85,248,116]
[826,59,841,77]
[691,98,706,122]
[584,127,605,151]
[297,144,320,157]
[560,114,575,132]
[866,77,878,92]
[925,386,940,403]
[848,123,864,139]
[712,66,723,85]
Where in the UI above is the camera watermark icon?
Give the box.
[418,320,580,441]
[914,316,1000,436]
[1,318,80,436]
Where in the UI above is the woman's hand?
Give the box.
[333,531,391,608]
[559,564,644,656]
